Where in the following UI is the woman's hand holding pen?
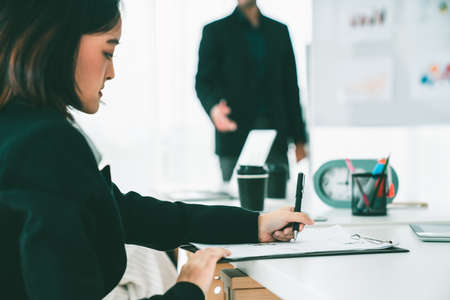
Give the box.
[258,206,314,242]
[177,247,231,296]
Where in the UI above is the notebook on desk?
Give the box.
[183,226,408,262]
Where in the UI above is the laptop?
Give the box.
[410,224,450,242]
[226,129,277,197]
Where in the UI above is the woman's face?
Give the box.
[75,19,122,114]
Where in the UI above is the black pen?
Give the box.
[293,172,305,241]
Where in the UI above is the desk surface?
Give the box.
[233,224,450,300]
[183,199,450,299]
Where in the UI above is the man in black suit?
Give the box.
[195,0,308,182]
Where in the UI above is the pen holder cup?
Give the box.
[351,173,387,216]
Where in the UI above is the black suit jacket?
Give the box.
[195,8,308,157]
[0,100,259,300]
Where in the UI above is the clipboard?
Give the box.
[181,244,409,263]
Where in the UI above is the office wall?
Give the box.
[311,0,450,126]
[306,0,450,211]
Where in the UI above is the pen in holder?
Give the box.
[351,173,387,216]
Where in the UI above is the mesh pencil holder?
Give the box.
[351,173,387,216]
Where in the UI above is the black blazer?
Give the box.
[0,100,259,300]
[195,8,308,157]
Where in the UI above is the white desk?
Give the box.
[233,224,450,300]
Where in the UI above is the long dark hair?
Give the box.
[0,0,121,118]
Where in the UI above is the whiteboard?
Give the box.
[311,0,450,126]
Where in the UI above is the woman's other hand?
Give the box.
[177,247,231,296]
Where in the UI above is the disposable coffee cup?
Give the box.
[237,165,268,211]
[266,163,288,199]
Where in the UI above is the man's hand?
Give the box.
[177,247,231,296]
[210,100,238,132]
[258,206,313,242]
[295,143,307,162]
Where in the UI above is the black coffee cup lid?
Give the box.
[237,165,267,175]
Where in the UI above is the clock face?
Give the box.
[313,159,396,208]
[321,167,365,202]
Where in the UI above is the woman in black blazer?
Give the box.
[0,1,313,299]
